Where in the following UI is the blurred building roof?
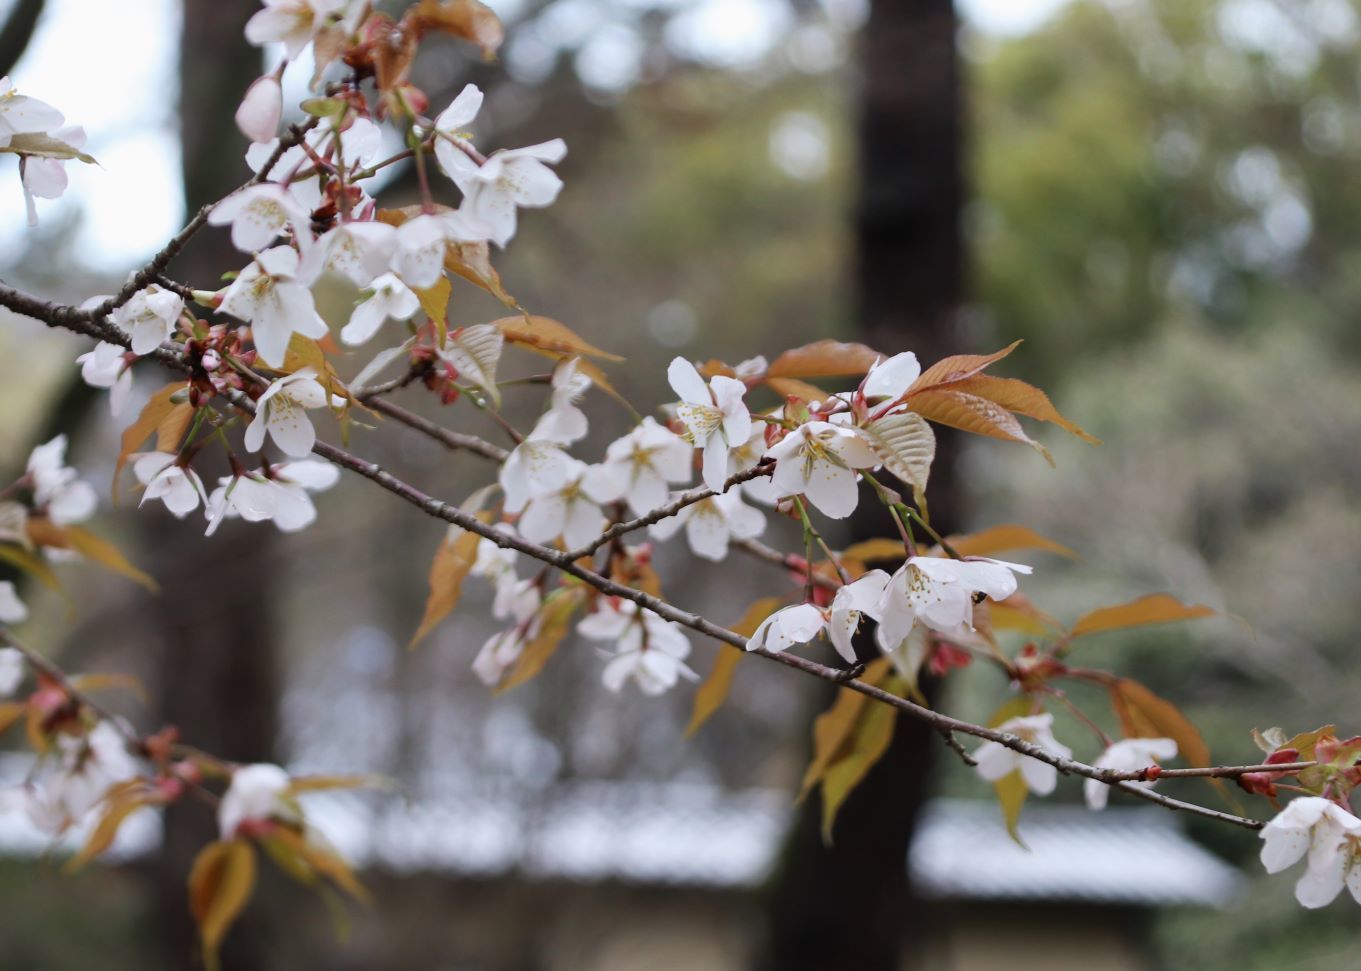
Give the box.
[0,754,1239,908]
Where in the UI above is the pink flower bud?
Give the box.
[201,348,221,372]
[235,75,282,145]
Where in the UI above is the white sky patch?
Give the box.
[958,0,1072,35]
[0,0,181,271]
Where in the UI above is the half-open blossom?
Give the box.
[133,452,208,518]
[0,646,23,695]
[1084,737,1178,811]
[1261,797,1361,908]
[27,435,96,525]
[0,581,26,625]
[341,272,420,346]
[235,75,282,143]
[76,342,132,416]
[299,221,397,289]
[648,487,766,562]
[577,599,696,695]
[244,368,328,457]
[861,351,920,405]
[209,183,312,253]
[972,713,1072,796]
[875,555,1031,649]
[244,0,350,59]
[205,460,339,536]
[766,420,878,519]
[585,417,692,515]
[529,358,591,444]
[828,570,891,663]
[668,358,751,492]
[219,246,330,368]
[517,458,609,550]
[439,138,567,247]
[499,439,574,514]
[0,77,63,147]
[113,284,184,357]
[748,603,827,654]
[431,83,484,175]
[473,614,539,687]
[219,763,297,839]
[21,124,83,226]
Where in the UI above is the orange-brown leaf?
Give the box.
[820,677,901,844]
[492,314,623,362]
[1108,677,1210,768]
[410,528,482,648]
[909,341,1022,392]
[156,402,196,453]
[1069,594,1214,639]
[115,383,183,498]
[685,597,781,737]
[798,657,891,801]
[944,374,1099,444]
[445,240,516,307]
[766,376,829,403]
[67,786,154,872]
[907,388,1053,464]
[766,340,881,380]
[56,525,158,592]
[497,587,586,692]
[947,524,1077,560]
[409,0,505,56]
[0,545,60,591]
[190,839,257,971]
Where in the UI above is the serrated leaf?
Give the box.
[820,677,901,844]
[497,588,586,692]
[861,411,936,492]
[155,402,195,454]
[798,656,892,801]
[492,315,623,362]
[907,388,1053,464]
[445,240,515,307]
[766,340,881,380]
[945,374,1099,444]
[443,323,504,408]
[0,502,30,548]
[414,276,452,343]
[685,597,781,737]
[1108,677,1209,767]
[1069,594,1214,639]
[909,341,1022,392]
[765,376,828,403]
[283,335,348,401]
[409,528,482,648]
[3,132,96,164]
[115,383,184,499]
[947,524,1077,560]
[190,839,257,971]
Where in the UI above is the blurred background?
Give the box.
[1,0,1359,968]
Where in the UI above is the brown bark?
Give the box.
[758,2,964,968]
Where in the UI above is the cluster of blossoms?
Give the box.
[6,3,1361,953]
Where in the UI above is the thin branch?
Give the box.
[365,397,511,464]
[0,629,138,745]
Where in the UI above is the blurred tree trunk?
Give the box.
[148,4,281,967]
[759,1,964,969]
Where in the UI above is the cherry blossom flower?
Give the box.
[585,417,692,515]
[299,221,397,289]
[861,351,920,404]
[517,458,609,550]
[1083,737,1178,810]
[766,420,878,519]
[133,452,208,518]
[577,599,696,695]
[471,528,541,622]
[218,246,330,368]
[112,284,184,357]
[748,603,827,654]
[529,358,591,445]
[431,83,484,175]
[875,555,1031,649]
[219,763,297,839]
[439,138,567,247]
[24,721,138,833]
[76,342,132,416]
[972,713,1072,796]
[340,272,420,346]
[244,0,350,60]
[648,487,765,562]
[0,646,23,696]
[244,368,329,457]
[0,581,26,625]
[473,620,536,687]
[209,183,312,253]
[21,124,83,226]
[499,439,575,515]
[235,75,283,144]
[1260,797,1361,908]
[392,213,467,289]
[27,435,96,525]
[828,570,891,663]
[668,357,752,492]
[0,77,63,148]
[205,460,339,536]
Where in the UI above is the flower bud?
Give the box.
[235,75,282,145]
